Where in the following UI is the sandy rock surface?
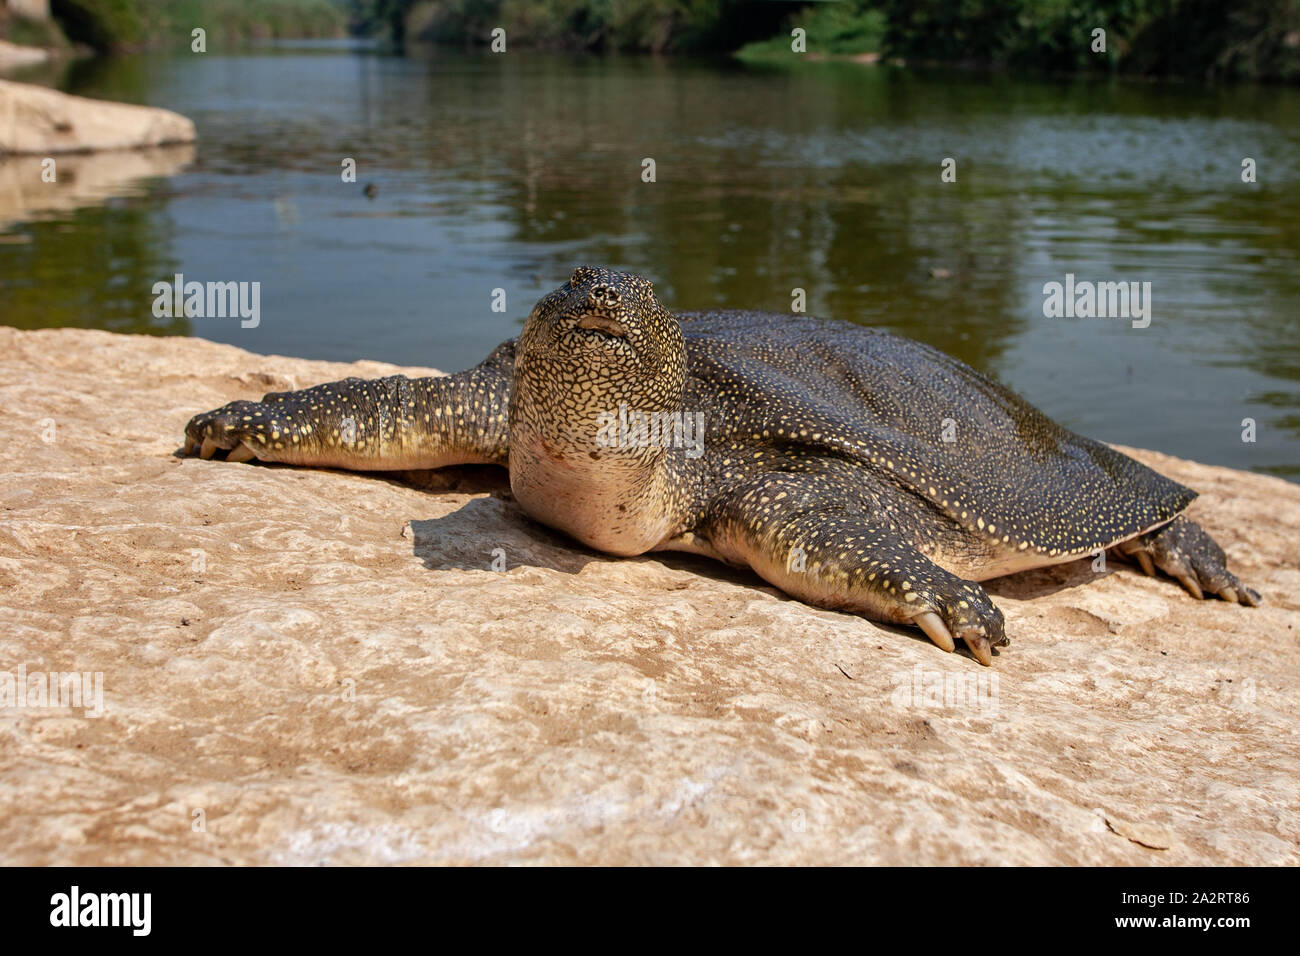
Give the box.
[0,79,195,154]
[0,326,1296,865]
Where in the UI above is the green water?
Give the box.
[1,44,1298,478]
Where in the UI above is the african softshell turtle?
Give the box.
[183,267,1260,664]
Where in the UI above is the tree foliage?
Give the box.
[49,0,346,50]
[878,0,1300,80]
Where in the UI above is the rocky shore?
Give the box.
[0,78,195,154]
[0,39,48,72]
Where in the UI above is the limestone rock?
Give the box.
[0,40,49,73]
[0,326,1296,864]
[0,78,195,154]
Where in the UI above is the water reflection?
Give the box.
[0,50,1296,478]
[0,145,193,334]
[0,144,194,229]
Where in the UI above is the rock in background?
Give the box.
[0,326,1296,865]
[0,38,49,71]
[0,79,195,154]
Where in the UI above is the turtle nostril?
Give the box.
[588,286,621,308]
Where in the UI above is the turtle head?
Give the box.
[509,268,694,554]
[516,266,687,413]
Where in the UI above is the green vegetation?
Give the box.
[352,0,788,53]
[879,0,1300,81]
[1123,0,1300,82]
[12,0,1296,81]
[347,0,1300,81]
[736,2,885,59]
[46,0,346,51]
[48,1,141,50]
[743,0,1300,79]
[166,0,347,43]
[0,6,72,48]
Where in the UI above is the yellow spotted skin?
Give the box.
[185,267,1261,663]
[185,343,513,470]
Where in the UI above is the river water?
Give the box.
[2,43,1298,478]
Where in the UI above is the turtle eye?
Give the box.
[570,266,594,286]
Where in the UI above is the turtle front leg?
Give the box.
[1116,515,1261,606]
[701,474,1009,664]
[182,345,513,471]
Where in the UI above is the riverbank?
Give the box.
[1,326,1296,865]
[7,0,345,52]
[368,0,1300,82]
[0,79,195,153]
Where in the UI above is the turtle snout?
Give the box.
[587,285,623,309]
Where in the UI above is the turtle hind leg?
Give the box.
[1117,515,1261,606]
[701,473,1009,665]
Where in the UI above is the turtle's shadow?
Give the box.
[406,496,1013,664]
[985,559,1123,601]
[414,496,1057,664]
[408,496,596,573]
[407,484,1122,602]
[404,477,1125,630]
[386,464,511,496]
[407,495,765,590]
[185,456,1127,617]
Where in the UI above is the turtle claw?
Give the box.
[963,633,993,667]
[914,611,955,653]
[1125,516,1261,607]
[1135,551,1156,577]
[1175,572,1203,600]
[184,399,270,463]
[1222,584,1261,607]
[908,586,1005,665]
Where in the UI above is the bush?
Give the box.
[50,0,346,51]
[878,0,1300,79]
[736,2,886,58]
[351,0,1300,79]
[1124,0,1300,82]
[361,0,785,52]
[51,0,145,49]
